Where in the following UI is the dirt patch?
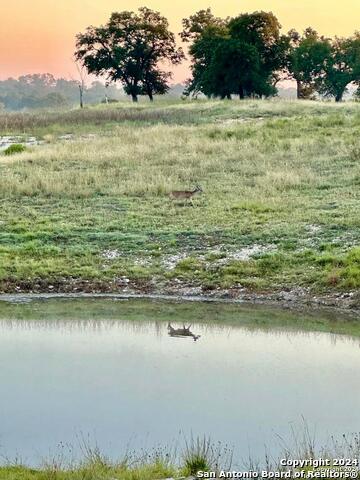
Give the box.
[163,253,188,270]
[163,244,277,270]
[102,249,121,260]
[215,244,276,263]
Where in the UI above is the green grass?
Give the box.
[0,99,359,297]
[0,430,359,479]
[3,144,26,156]
[0,461,175,480]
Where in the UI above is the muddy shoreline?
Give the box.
[0,278,359,318]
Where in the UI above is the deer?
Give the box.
[167,323,201,341]
[168,185,203,203]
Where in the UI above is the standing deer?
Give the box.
[168,185,203,204]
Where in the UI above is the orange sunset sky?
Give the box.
[1,0,359,83]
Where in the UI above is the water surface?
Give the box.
[0,297,359,465]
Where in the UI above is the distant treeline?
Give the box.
[0,74,122,111]
[2,8,360,109]
[75,7,360,103]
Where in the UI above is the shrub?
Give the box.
[181,436,233,477]
[175,257,203,272]
[181,437,213,476]
[3,143,26,156]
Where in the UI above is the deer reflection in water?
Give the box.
[167,323,201,341]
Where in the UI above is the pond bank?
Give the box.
[0,286,359,319]
[0,431,359,480]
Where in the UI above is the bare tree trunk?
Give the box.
[79,85,84,109]
[296,80,302,99]
[73,59,87,109]
[105,84,109,104]
[335,91,343,102]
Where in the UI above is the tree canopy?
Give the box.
[319,34,360,101]
[75,7,184,102]
[182,10,288,99]
[181,10,360,101]
[287,28,331,99]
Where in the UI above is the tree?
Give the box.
[41,92,68,108]
[228,11,286,80]
[319,34,360,102]
[73,59,87,108]
[184,25,228,97]
[141,69,171,100]
[75,7,184,102]
[287,28,331,99]
[181,9,227,97]
[18,73,57,90]
[205,39,264,99]
[182,10,285,99]
[180,8,227,43]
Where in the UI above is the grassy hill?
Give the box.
[0,99,359,307]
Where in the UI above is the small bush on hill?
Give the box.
[4,144,26,156]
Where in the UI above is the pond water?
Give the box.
[0,136,42,151]
[0,297,359,465]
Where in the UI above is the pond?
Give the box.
[0,296,359,465]
[0,136,42,151]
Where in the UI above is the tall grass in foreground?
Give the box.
[182,436,233,476]
[1,430,360,479]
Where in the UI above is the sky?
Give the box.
[1,0,360,83]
